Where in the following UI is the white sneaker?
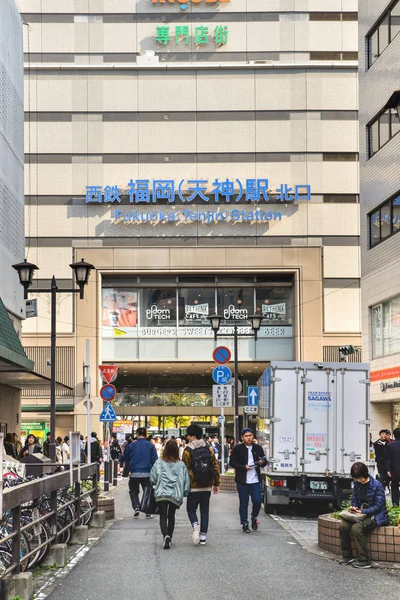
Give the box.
[192,523,200,545]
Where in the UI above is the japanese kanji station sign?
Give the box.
[86,180,311,204]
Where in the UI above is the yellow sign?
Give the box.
[113,328,127,337]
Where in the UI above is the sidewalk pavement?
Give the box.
[46,482,400,600]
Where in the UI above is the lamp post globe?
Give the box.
[12,258,39,299]
[250,313,263,332]
[209,314,222,340]
[70,258,95,298]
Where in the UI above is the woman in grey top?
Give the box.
[150,440,190,549]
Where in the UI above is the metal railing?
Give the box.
[0,463,99,579]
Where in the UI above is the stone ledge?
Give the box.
[318,514,400,563]
[219,475,236,492]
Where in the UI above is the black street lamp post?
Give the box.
[13,258,95,461]
[209,314,263,443]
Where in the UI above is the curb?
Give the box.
[271,514,400,571]
[32,521,114,599]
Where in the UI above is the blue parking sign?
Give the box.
[212,366,232,385]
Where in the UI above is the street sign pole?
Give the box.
[104,423,111,492]
[85,339,91,463]
[234,324,239,443]
[220,406,225,474]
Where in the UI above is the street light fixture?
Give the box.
[12,258,39,298]
[210,314,223,340]
[70,258,95,299]
[13,257,95,461]
[209,313,263,442]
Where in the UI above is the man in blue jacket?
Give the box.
[124,427,158,518]
[339,461,388,569]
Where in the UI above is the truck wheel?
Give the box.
[263,488,277,514]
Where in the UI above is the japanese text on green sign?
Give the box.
[156,25,228,46]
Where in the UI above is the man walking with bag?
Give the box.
[125,427,158,519]
[229,428,267,533]
[183,424,220,546]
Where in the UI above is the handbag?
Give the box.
[140,485,158,515]
[339,509,367,523]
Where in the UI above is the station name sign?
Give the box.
[86,179,311,204]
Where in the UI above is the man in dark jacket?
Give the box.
[373,429,391,486]
[43,432,51,458]
[124,427,158,518]
[229,428,267,533]
[339,461,388,568]
[85,432,103,463]
[386,427,400,506]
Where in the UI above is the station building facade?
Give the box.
[359,0,400,436]
[18,0,362,437]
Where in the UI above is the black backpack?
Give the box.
[189,445,215,487]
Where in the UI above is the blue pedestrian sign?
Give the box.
[100,402,117,422]
[212,366,232,385]
[248,387,259,406]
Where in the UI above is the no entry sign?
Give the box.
[212,346,231,365]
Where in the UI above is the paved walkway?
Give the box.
[47,482,400,600]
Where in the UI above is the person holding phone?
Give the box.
[229,428,268,533]
[339,462,388,569]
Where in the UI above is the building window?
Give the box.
[372,295,400,358]
[369,191,400,247]
[368,108,400,157]
[367,0,400,68]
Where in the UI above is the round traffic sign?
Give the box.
[212,346,231,365]
[212,365,232,384]
[100,384,116,402]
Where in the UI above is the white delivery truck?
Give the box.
[257,361,370,513]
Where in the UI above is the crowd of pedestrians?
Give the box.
[119,425,267,550]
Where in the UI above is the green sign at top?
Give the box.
[156,25,229,46]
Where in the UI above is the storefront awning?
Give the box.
[0,369,73,391]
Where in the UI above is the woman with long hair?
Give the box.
[19,434,42,459]
[150,439,189,549]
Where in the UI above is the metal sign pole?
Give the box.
[85,339,91,464]
[104,423,111,492]
[220,407,225,475]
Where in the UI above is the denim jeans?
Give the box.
[129,476,150,510]
[236,482,262,525]
[186,491,211,534]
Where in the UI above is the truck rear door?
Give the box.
[271,366,301,473]
[301,368,335,474]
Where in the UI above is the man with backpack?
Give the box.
[182,424,220,546]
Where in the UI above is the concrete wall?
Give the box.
[0,384,21,435]
[359,0,400,435]
[0,0,25,320]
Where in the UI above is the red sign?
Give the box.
[99,365,119,384]
[212,346,231,365]
[370,366,400,382]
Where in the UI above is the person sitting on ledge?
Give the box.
[339,461,388,569]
